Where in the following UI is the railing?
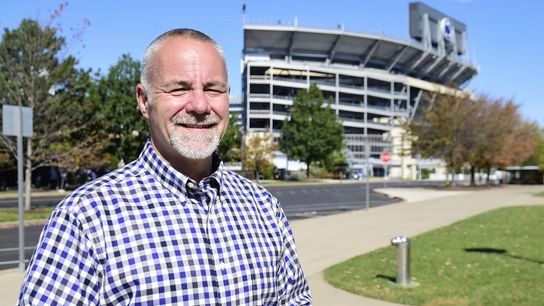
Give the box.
[272,95,295,101]
[339,118,365,126]
[338,82,364,90]
[311,79,336,87]
[367,87,393,95]
[349,144,392,153]
[367,104,391,111]
[272,110,290,116]
[392,108,409,115]
[249,93,270,98]
[338,100,363,107]
[273,76,307,84]
[249,75,271,80]
[346,135,390,145]
[249,109,270,114]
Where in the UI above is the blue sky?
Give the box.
[1,0,542,125]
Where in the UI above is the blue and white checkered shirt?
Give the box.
[18,141,311,305]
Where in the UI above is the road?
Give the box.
[269,182,397,219]
[0,180,442,270]
[0,196,61,209]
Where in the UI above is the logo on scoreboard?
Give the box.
[439,17,454,43]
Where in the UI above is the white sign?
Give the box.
[2,105,33,137]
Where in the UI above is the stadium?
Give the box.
[241,2,478,178]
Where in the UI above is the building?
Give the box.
[228,95,244,125]
[241,2,478,177]
[504,166,544,185]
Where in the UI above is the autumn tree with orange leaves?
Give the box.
[409,92,539,186]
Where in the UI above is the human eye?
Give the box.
[169,86,190,96]
[204,85,227,97]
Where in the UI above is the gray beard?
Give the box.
[169,114,221,160]
[170,132,220,160]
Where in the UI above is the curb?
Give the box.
[0,220,46,230]
[0,268,21,275]
[0,190,69,200]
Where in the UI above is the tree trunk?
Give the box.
[470,165,476,186]
[305,161,311,178]
[450,163,456,187]
[24,139,32,211]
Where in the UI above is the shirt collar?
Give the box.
[139,140,223,197]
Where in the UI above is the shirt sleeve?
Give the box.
[17,207,101,305]
[274,199,312,305]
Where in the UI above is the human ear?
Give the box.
[136,84,150,118]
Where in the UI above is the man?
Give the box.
[18,29,312,305]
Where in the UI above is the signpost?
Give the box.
[365,137,370,211]
[380,151,391,163]
[380,151,391,188]
[2,105,33,272]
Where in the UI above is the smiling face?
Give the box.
[136,37,229,165]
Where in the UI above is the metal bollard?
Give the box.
[390,235,411,286]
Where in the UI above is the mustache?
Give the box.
[170,114,221,125]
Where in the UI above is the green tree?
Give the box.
[539,130,544,172]
[280,84,344,178]
[45,67,108,170]
[322,150,348,177]
[91,54,147,166]
[217,113,241,162]
[0,18,86,209]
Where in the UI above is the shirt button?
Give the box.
[186,181,197,192]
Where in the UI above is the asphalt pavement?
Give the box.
[0,181,396,270]
[0,180,442,270]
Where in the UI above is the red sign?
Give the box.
[380,151,391,163]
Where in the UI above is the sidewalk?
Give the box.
[1,185,542,305]
[0,189,68,200]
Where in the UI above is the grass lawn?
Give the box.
[0,207,54,223]
[534,190,544,197]
[0,190,19,197]
[324,205,544,306]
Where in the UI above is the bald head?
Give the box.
[140,28,228,93]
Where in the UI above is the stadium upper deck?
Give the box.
[244,23,477,86]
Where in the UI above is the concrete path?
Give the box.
[1,185,542,305]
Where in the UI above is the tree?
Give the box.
[475,97,538,181]
[91,54,147,166]
[280,84,344,178]
[0,18,87,209]
[409,92,540,186]
[538,130,544,172]
[408,92,480,185]
[40,67,108,170]
[242,132,277,181]
[322,150,348,177]
[217,113,241,162]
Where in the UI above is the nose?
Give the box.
[185,89,211,114]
